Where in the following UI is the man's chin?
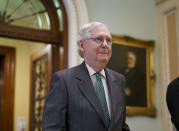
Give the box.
[98,58,109,64]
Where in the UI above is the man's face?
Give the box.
[79,26,112,68]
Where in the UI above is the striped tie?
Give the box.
[95,72,110,127]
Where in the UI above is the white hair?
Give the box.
[77,21,108,57]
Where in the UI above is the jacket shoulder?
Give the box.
[53,64,82,77]
[105,67,125,80]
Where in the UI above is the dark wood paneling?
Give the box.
[0,23,61,44]
[0,55,5,130]
[59,0,68,69]
[0,46,15,131]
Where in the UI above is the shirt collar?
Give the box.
[85,63,106,78]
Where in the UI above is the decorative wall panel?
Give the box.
[31,54,48,131]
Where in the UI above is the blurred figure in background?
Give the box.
[166,77,179,131]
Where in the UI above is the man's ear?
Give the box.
[79,40,85,53]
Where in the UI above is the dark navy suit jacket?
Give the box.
[42,62,130,131]
[166,77,179,130]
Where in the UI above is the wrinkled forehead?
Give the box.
[90,25,111,38]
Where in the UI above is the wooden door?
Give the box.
[0,46,15,131]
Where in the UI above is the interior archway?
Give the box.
[0,0,68,130]
[0,0,89,130]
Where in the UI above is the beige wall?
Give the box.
[0,37,46,131]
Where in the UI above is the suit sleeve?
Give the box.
[42,72,68,131]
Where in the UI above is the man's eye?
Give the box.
[96,37,103,42]
[106,39,111,43]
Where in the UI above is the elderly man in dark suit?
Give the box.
[42,21,130,131]
[166,77,179,131]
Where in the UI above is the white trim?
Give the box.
[63,0,89,68]
[163,7,179,80]
[162,10,173,131]
[158,5,178,131]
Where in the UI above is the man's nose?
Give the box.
[101,39,108,47]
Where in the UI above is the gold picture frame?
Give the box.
[107,34,156,117]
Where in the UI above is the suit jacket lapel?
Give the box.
[75,62,107,127]
[105,68,119,125]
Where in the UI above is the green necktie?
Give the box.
[95,72,110,127]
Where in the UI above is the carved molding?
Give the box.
[0,24,61,44]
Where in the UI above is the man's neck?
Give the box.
[85,61,106,72]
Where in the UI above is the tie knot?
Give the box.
[95,72,101,80]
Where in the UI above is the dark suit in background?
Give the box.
[42,62,129,131]
[166,77,179,131]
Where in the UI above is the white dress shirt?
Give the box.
[85,63,111,118]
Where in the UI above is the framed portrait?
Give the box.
[107,35,156,117]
